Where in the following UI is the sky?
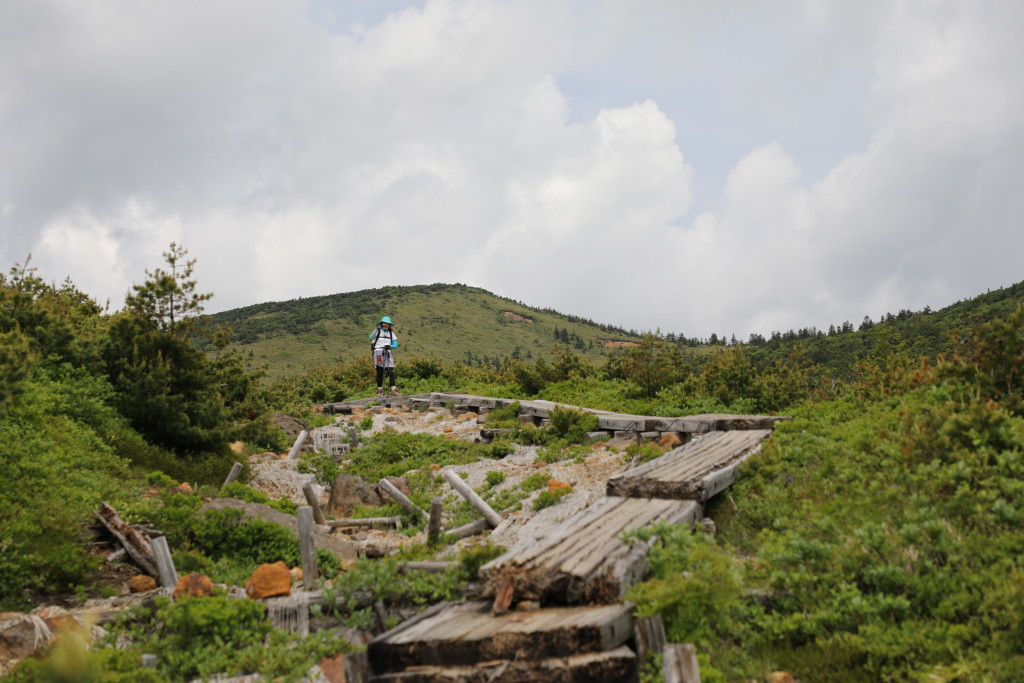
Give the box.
[2,0,1022,341]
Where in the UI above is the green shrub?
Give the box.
[218,481,297,515]
[532,486,570,511]
[484,471,506,488]
[359,414,374,431]
[549,405,600,443]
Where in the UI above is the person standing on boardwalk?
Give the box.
[369,316,399,396]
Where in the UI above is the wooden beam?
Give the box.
[378,479,428,520]
[441,469,502,528]
[298,506,318,591]
[325,517,401,529]
[302,483,326,525]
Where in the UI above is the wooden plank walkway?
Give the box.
[368,600,635,681]
[323,393,784,681]
[322,392,789,436]
[607,429,773,501]
[477,497,701,607]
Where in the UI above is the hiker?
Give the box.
[369,316,399,396]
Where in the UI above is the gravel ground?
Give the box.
[247,404,637,553]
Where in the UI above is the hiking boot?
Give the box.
[391,387,400,396]
[376,387,384,397]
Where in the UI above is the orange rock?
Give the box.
[318,653,348,682]
[768,673,795,683]
[443,425,454,433]
[177,482,193,494]
[290,566,303,583]
[173,573,214,600]
[533,461,547,468]
[245,561,291,599]
[428,463,441,471]
[127,575,158,593]
[658,432,684,449]
[229,441,245,454]
[548,479,573,494]
[457,412,479,422]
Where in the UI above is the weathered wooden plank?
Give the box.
[369,601,633,674]
[95,502,159,577]
[606,430,771,500]
[478,497,701,606]
[664,643,702,683]
[441,469,502,527]
[379,479,429,520]
[325,517,402,529]
[369,645,637,682]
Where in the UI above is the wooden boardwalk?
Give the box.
[477,497,701,607]
[324,393,785,681]
[607,429,773,501]
[369,601,635,681]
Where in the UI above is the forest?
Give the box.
[2,245,1023,681]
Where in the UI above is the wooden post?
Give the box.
[441,469,503,528]
[302,483,326,525]
[378,478,428,519]
[634,615,667,663]
[151,536,179,589]
[223,462,243,487]
[141,654,157,669]
[297,506,318,591]
[663,643,701,683]
[427,497,443,543]
[287,430,309,460]
[348,426,360,448]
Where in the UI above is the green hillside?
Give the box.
[202,283,651,380]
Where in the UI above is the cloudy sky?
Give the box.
[2,1,1021,340]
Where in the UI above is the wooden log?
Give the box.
[441,469,502,528]
[325,517,402,529]
[427,497,442,543]
[447,518,489,539]
[151,536,179,589]
[664,643,701,683]
[368,601,633,674]
[297,506,318,591]
[287,430,309,460]
[223,462,243,487]
[95,502,159,577]
[302,483,326,525]
[478,496,701,606]
[634,615,667,664]
[378,479,429,519]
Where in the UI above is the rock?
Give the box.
[173,573,214,600]
[548,479,573,494]
[428,463,441,471]
[443,425,454,433]
[127,575,158,593]
[245,562,291,599]
[318,653,348,682]
[290,566,303,583]
[0,614,53,662]
[658,432,684,449]
[271,413,309,440]
[768,673,796,683]
[177,482,193,494]
[230,441,246,454]
[326,475,381,517]
[382,476,411,496]
[456,412,479,422]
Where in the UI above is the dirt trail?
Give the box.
[248,404,637,552]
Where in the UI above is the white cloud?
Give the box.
[2,0,1022,341]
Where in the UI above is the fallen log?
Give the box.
[95,502,159,577]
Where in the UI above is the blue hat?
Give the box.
[379,316,393,325]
